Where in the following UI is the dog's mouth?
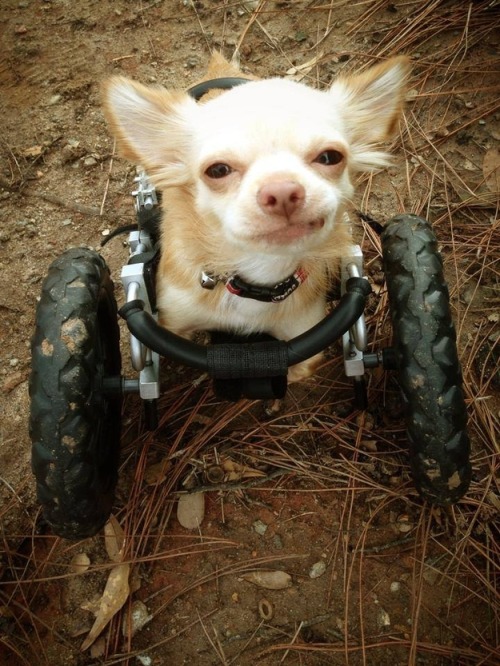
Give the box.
[256,219,325,244]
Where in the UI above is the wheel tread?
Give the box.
[30,248,121,539]
[382,215,471,504]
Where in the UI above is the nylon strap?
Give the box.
[206,340,288,379]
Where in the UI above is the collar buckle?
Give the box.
[200,271,219,290]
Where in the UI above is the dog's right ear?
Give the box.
[102,77,198,186]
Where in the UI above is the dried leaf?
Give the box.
[177,492,205,530]
[104,516,125,563]
[221,457,266,482]
[21,145,43,158]
[70,552,90,574]
[81,562,130,651]
[241,570,292,590]
[285,52,324,81]
[144,458,171,486]
[483,147,500,192]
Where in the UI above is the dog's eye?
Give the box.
[314,150,344,166]
[205,163,233,179]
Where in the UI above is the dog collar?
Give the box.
[200,268,307,303]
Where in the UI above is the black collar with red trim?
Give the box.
[200,268,308,303]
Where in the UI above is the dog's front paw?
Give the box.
[287,353,323,384]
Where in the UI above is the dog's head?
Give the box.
[103,55,409,253]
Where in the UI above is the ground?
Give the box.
[0,1,499,665]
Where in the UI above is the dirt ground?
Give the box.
[0,1,499,665]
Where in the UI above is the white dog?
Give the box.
[104,53,409,381]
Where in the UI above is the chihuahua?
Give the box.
[103,53,409,381]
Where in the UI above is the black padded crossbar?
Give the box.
[118,277,371,376]
[207,340,288,380]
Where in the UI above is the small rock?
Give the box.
[48,94,62,106]
[136,656,152,666]
[70,553,91,574]
[395,514,413,534]
[9,358,19,367]
[295,30,308,42]
[2,372,25,393]
[377,607,391,628]
[253,519,268,536]
[272,533,283,550]
[83,156,97,167]
[309,560,327,579]
[360,439,378,453]
[61,218,72,227]
[60,142,85,164]
[390,581,400,593]
[15,24,28,34]
[122,600,153,638]
[463,158,478,172]
[185,56,200,69]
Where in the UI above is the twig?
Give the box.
[362,535,415,554]
[32,192,101,216]
[100,140,115,216]
[280,620,304,663]
[175,468,289,495]
[31,191,121,221]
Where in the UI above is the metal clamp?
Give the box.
[341,245,368,378]
[132,168,158,213]
[121,216,160,400]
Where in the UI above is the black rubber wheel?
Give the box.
[29,248,122,539]
[381,215,471,505]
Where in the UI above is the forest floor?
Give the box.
[0,1,499,665]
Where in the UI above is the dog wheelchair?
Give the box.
[29,79,472,540]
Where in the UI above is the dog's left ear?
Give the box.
[330,56,410,169]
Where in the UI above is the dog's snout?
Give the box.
[257,181,305,218]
